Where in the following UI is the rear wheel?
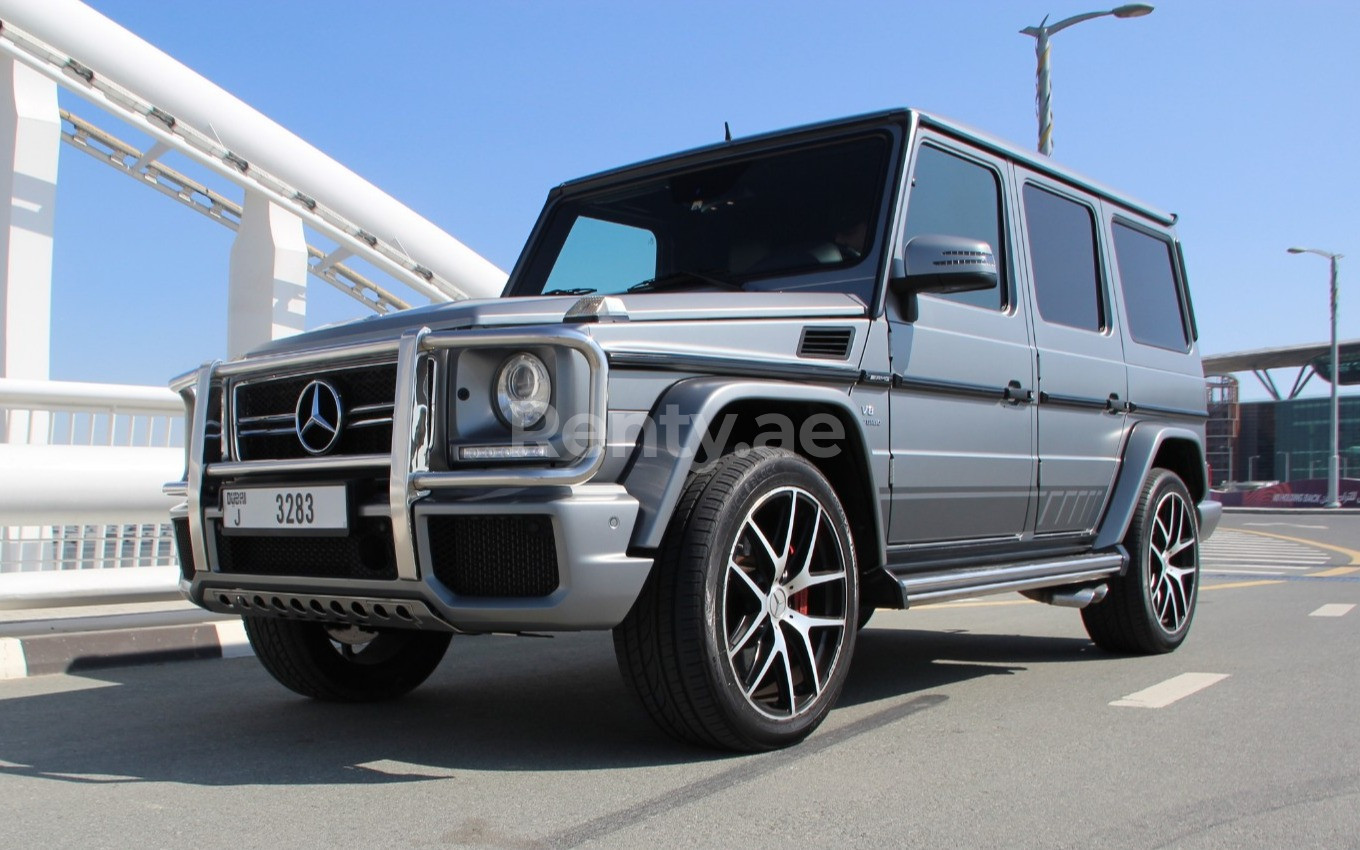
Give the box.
[1082,468,1200,653]
[614,447,858,751]
[243,616,451,701]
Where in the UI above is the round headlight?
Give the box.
[494,352,552,429]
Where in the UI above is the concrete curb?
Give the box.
[0,619,251,680]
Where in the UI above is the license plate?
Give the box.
[220,485,349,534]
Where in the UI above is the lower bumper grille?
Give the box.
[212,518,398,581]
[427,515,560,598]
[172,518,194,580]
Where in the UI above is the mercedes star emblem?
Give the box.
[294,379,344,455]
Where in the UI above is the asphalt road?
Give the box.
[2,513,1357,849]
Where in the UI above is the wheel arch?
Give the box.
[1093,422,1208,551]
[619,377,885,572]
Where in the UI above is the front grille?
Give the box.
[172,517,194,580]
[427,515,559,598]
[232,362,397,461]
[212,518,398,581]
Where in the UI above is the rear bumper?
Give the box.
[1197,498,1223,540]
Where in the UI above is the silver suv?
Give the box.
[169,108,1220,751]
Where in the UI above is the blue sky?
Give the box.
[44,1,1360,401]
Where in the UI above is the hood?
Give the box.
[244,291,868,358]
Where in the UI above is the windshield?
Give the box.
[513,133,892,301]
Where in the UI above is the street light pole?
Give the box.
[1288,246,1345,508]
[1020,4,1154,156]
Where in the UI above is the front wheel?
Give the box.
[1082,468,1200,653]
[614,447,859,751]
[243,616,451,702]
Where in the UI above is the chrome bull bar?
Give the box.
[177,326,609,584]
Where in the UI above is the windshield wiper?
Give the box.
[542,287,597,296]
[627,269,743,293]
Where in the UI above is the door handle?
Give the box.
[1004,380,1033,405]
[1106,393,1133,414]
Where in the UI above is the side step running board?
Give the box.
[888,552,1125,608]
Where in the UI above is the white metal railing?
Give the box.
[0,376,183,447]
[0,378,184,604]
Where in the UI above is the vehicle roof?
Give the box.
[555,108,1176,227]
[915,110,1175,226]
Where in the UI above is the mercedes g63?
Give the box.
[169,108,1220,751]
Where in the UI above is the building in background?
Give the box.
[1203,341,1360,489]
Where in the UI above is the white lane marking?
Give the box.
[1201,569,1288,576]
[1310,604,1356,618]
[1203,549,1327,558]
[1110,672,1230,709]
[353,759,459,778]
[1241,522,1330,529]
[0,638,27,680]
[1203,548,1327,556]
[1202,562,1313,570]
[1205,546,1320,552]
[213,621,254,658]
[44,772,141,783]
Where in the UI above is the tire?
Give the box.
[1082,468,1200,654]
[614,447,859,751]
[243,616,451,702]
[857,604,875,630]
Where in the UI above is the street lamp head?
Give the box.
[1289,246,1344,260]
[1022,4,1154,155]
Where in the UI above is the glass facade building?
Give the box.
[1220,396,1360,485]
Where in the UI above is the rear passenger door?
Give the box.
[1015,173,1128,537]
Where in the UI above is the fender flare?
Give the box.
[620,376,884,564]
[1093,422,1207,551]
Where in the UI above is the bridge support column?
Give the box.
[0,57,59,570]
[227,190,307,358]
[0,57,59,446]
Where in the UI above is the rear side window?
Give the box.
[1023,184,1104,332]
[1112,222,1188,351]
[904,144,1007,310]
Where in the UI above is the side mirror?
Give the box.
[889,235,998,296]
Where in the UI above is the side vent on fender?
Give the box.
[798,326,854,360]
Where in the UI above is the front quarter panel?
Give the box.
[620,377,883,564]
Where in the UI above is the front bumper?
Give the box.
[170,326,653,633]
[172,484,652,632]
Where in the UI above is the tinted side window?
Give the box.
[904,145,1006,310]
[1023,184,1103,331]
[1113,222,1188,351]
